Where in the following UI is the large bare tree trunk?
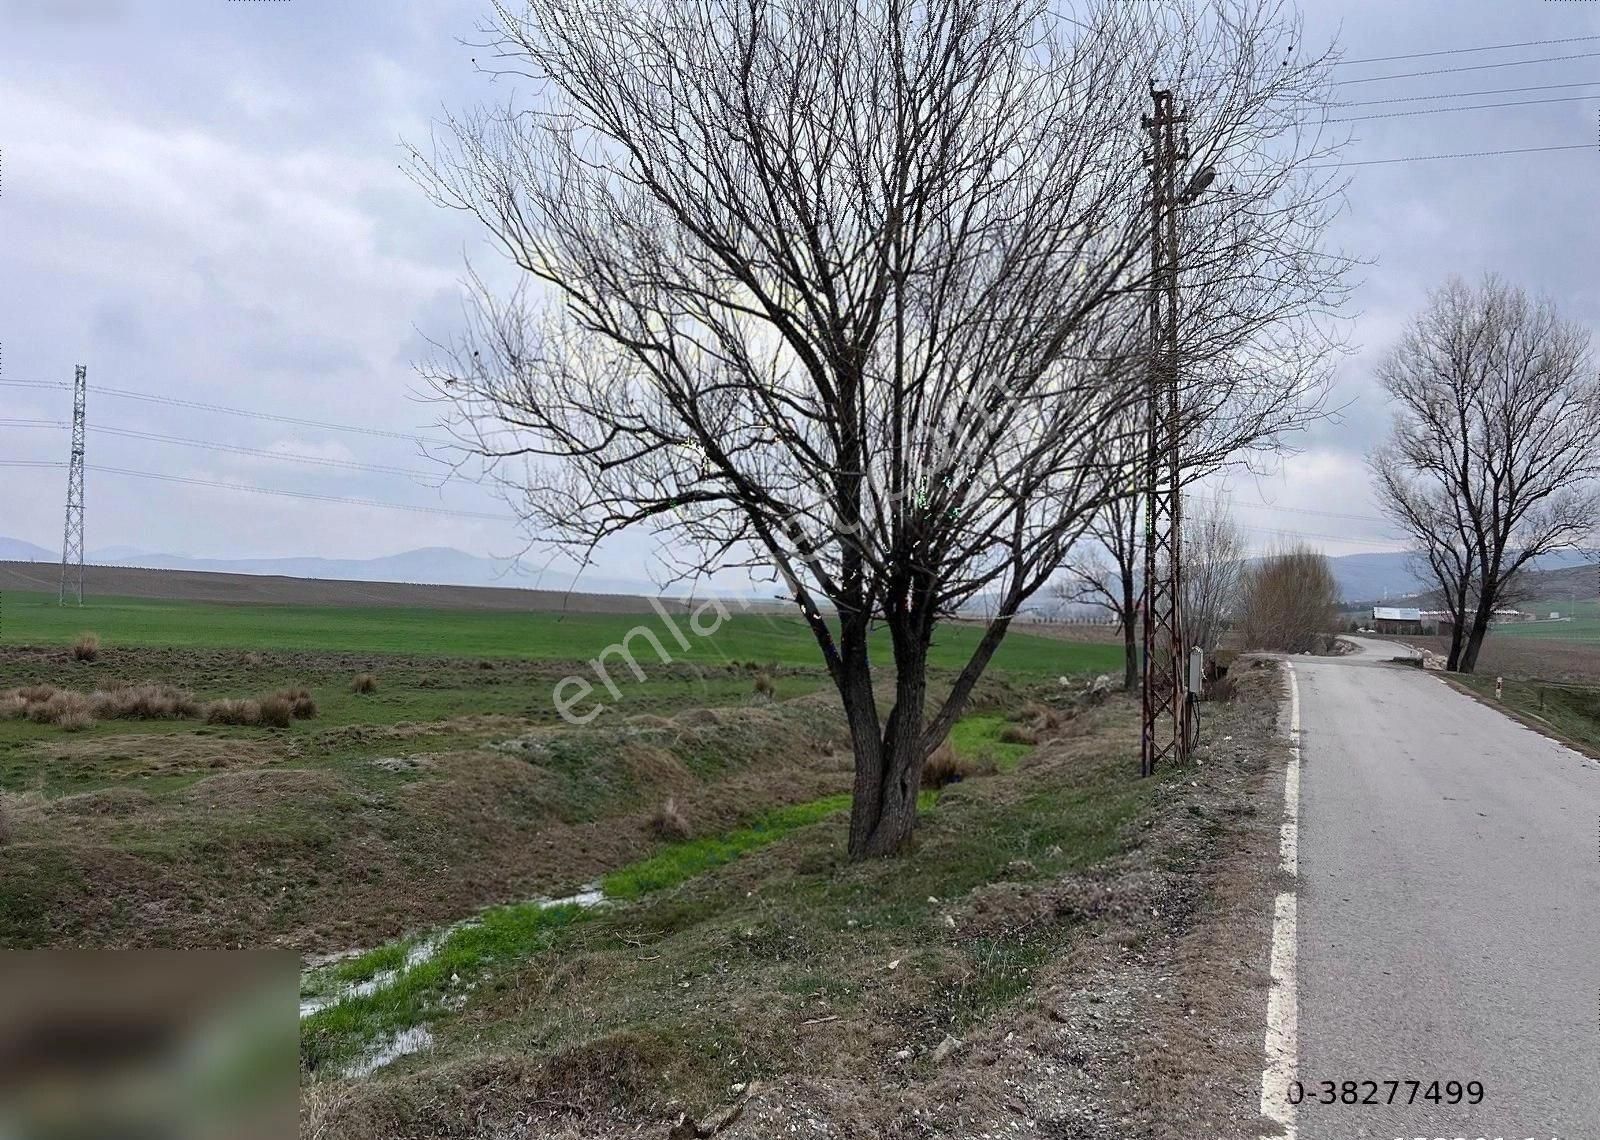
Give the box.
[1444,619,1467,672]
[846,614,932,858]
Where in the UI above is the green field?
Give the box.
[0,590,1116,676]
[1493,597,1600,642]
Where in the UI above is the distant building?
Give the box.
[1371,606,1424,635]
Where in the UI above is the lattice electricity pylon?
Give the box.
[1139,86,1191,777]
[58,364,87,607]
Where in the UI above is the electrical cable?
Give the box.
[1336,79,1600,108]
[1331,49,1600,86]
[80,464,515,522]
[1306,142,1594,169]
[0,378,450,447]
[1325,92,1600,123]
[1332,34,1600,68]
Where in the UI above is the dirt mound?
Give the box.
[179,768,345,811]
[48,787,158,818]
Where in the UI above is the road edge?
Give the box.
[1258,660,1300,1140]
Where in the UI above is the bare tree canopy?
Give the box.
[1181,493,1244,656]
[1370,275,1600,674]
[1238,543,1336,653]
[409,0,1352,857]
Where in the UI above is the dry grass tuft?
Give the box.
[649,797,691,841]
[998,724,1039,746]
[258,695,294,728]
[242,651,264,667]
[204,698,262,726]
[71,633,100,662]
[0,694,27,720]
[273,687,319,720]
[29,691,95,728]
[17,684,59,703]
[752,671,776,699]
[0,795,12,846]
[920,741,997,790]
[351,673,379,695]
[89,683,200,720]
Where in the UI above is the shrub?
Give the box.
[351,673,378,695]
[649,798,691,841]
[752,672,775,698]
[257,695,294,728]
[273,687,318,719]
[204,699,262,726]
[71,633,100,662]
[1237,544,1338,653]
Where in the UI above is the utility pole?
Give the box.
[58,364,87,607]
[1140,85,1193,777]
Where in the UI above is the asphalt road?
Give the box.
[1294,637,1600,1140]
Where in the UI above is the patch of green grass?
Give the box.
[602,795,854,900]
[949,713,1033,770]
[0,590,1117,677]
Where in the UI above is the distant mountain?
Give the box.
[1334,549,1599,607]
[1325,553,1425,604]
[0,536,54,562]
[0,536,675,596]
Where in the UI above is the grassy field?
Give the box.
[0,582,1289,1137]
[0,590,1117,677]
[0,584,1119,953]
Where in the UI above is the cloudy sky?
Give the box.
[2,0,1598,586]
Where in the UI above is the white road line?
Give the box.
[1260,661,1301,1140]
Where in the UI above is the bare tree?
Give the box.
[1238,543,1336,652]
[1371,275,1600,674]
[1181,493,1244,655]
[409,0,1351,857]
[1056,410,1143,689]
[1370,456,1477,668]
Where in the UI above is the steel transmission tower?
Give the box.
[58,365,87,606]
[1139,87,1192,777]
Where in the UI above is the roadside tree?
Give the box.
[411,0,1350,856]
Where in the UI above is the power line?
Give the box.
[1326,92,1600,124]
[1,378,450,447]
[1331,49,1600,86]
[84,464,515,522]
[1306,143,1594,169]
[90,425,438,480]
[0,456,507,521]
[0,417,440,478]
[1336,80,1600,109]
[1332,34,1600,68]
